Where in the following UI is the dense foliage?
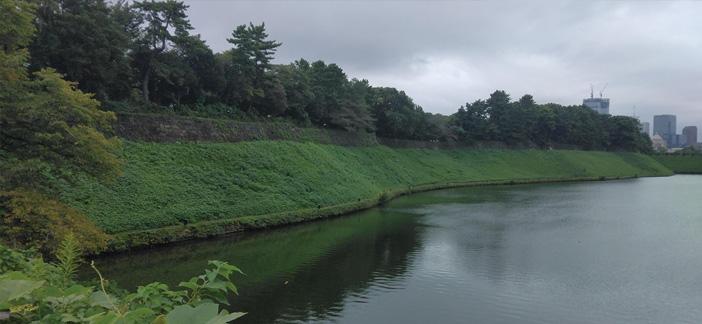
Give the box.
[57,141,671,236]
[0,0,122,253]
[0,236,244,323]
[449,91,652,152]
[20,0,650,151]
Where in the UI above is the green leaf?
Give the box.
[0,279,44,305]
[215,311,247,324]
[225,282,238,295]
[202,279,226,292]
[152,314,167,324]
[124,307,154,319]
[89,291,115,309]
[90,312,120,324]
[35,286,63,298]
[208,261,245,277]
[178,281,199,291]
[0,272,30,281]
[205,269,218,283]
[64,284,91,296]
[61,313,82,322]
[165,303,245,324]
[204,290,229,305]
[165,303,217,324]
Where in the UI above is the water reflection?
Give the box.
[86,207,425,323]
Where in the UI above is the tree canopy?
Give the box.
[1,0,122,253]
[12,0,652,153]
[448,90,652,152]
[223,22,282,114]
[28,0,133,101]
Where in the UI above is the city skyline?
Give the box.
[647,114,698,143]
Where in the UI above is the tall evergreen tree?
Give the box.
[223,22,282,114]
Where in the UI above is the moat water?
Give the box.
[86,175,702,323]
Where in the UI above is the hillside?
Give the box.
[650,155,702,174]
[57,141,672,250]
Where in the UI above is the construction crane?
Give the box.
[599,83,608,98]
[590,84,594,99]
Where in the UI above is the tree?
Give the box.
[451,99,495,141]
[28,0,133,101]
[680,145,699,155]
[532,104,556,148]
[131,0,192,102]
[426,113,452,142]
[512,94,537,142]
[483,90,515,141]
[0,0,34,102]
[0,0,121,253]
[304,61,374,131]
[372,87,437,140]
[223,22,282,114]
[272,59,315,124]
[138,34,222,108]
[483,91,537,143]
[605,115,650,152]
[334,78,374,132]
[259,76,288,117]
[307,60,346,126]
[176,35,225,106]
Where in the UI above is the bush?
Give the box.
[0,240,245,323]
[0,189,109,255]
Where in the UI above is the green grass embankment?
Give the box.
[650,155,702,174]
[59,141,672,251]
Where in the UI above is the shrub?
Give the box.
[0,241,245,323]
[0,189,109,255]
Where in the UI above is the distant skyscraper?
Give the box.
[653,115,676,148]
[675,134,688,147]
[641,122,650,136]
[583,98,610,114]
[682,126,697,145]
[583,84,610,114]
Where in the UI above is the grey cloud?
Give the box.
[185,0,702,137]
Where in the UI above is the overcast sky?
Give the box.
[183,0,701,138]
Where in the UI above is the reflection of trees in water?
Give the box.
[83,208,424,324]
[235,210,423,324]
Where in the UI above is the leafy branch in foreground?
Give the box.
[0,241,245,323]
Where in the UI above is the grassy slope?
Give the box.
[59,141,672,248]
[650,155,702,174]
